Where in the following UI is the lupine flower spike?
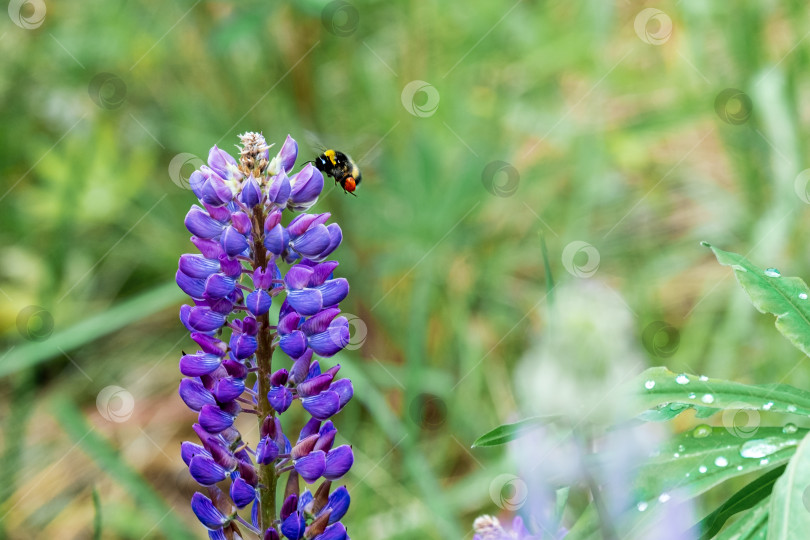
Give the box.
[177,133,354,539]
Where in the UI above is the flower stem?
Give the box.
[253,207,277,532]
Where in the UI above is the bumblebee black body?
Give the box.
[314,149,362,194]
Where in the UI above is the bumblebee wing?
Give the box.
[303,129,328,153]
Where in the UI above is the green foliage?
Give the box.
[768,433,810,539]
[703,243,810,358]
[693,465,785,539]
[471,416,562,448]
[478,247,810,538]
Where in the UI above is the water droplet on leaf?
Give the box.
[764,268,781,278]
[701,394,715,404]
[675,374,690,385]
[783,423,798,434]
[693,425,712,438]
[645,380,655,390]
[715,456,728,467]
[740,437,798,459]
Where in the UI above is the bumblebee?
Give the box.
[313,149,362,195]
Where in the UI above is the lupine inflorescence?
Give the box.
[177,133,354,540]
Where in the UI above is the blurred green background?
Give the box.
[3,0,810,538]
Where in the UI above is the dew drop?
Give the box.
[763,402,773,411]
[698,465,707,474]
[800,293,808,300]
[701,394,715,404]
[675,374,690,385]
[788,405,798,413]
[760,458,769,465]
[673,453,680,458]
[678,444,686,452]
[783,423,798,434]
[645,380,656,390]
[764,268,781,278]
[688,393,697,400]
[699,375,709,382]
[693,425,712,438]
[658,493,671,503]
[737,465,743,471]
[715,456,728,467]
[637,502,648,512]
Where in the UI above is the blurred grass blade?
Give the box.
[472,416,561,447]
[714,496,769,540]
[629,367,810,418]
[92,486,102,540]
[768,432,810,539]
[540,232,555,304]
[0,282,183,378]
[691,464,784,539]
[704,242,810,358]
[50,394,193,539]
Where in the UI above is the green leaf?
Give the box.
[50,394,194,539]
[768,431,810,539]
[634,428,802,509]
[691,464,785,539]
[714,496,770,540]
[608,427,801,539]
[630,367,810,419]
[472,416,562,447]
[564,503,600,540]
[704,242,810,358]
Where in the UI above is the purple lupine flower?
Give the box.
[177,133,354,539]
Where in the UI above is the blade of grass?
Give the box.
[0,282,183,378]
